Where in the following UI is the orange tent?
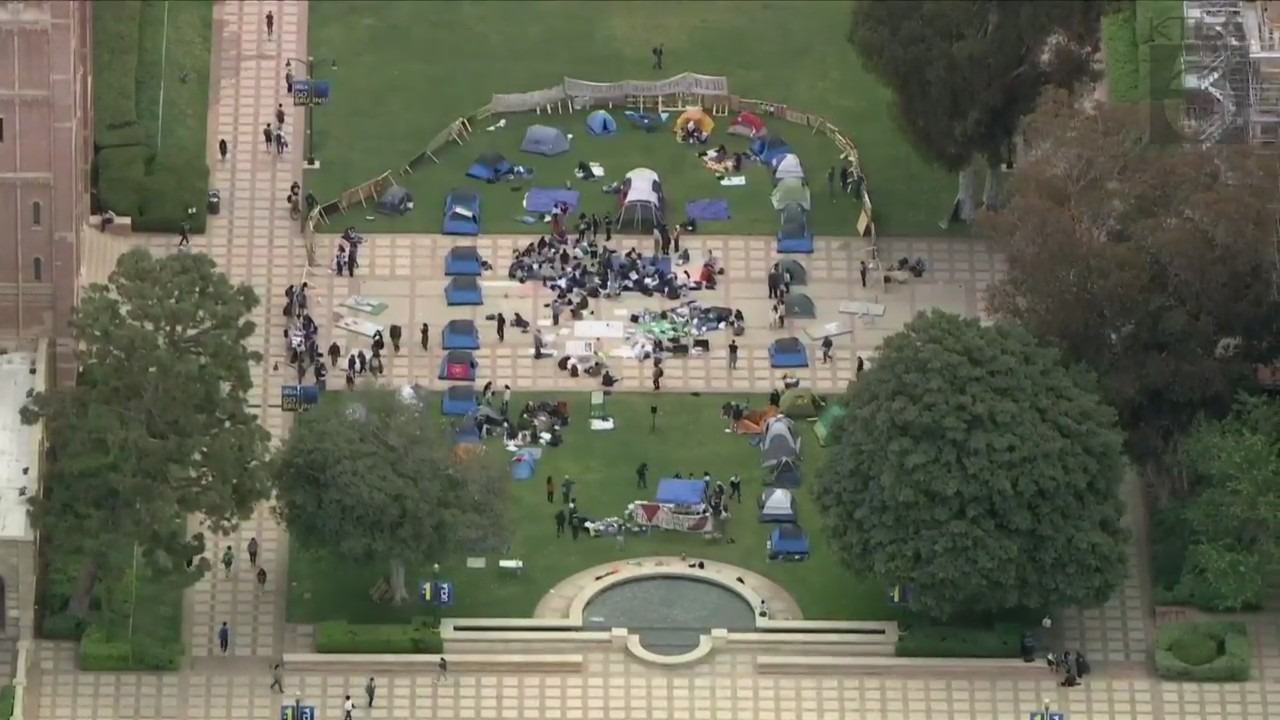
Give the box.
[673,108,715,135]
[734,406,779,434]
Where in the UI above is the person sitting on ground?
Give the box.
[601,369,619,387]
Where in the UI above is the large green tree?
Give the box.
[275,389,509,605]
[983,89,1280,459]
[24,248,271,617]
[849,0,1102,220]
[815,310,1129,618]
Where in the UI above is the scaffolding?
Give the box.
[1182,1,1253,144]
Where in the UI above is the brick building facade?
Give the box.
[0,0,92,385]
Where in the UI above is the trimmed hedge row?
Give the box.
[315,619,444,654]
[92,1,209,234]
[1102,7,1140,103]
[0,685,13,720]
[78,626,183,671]
[895,622,1023,658]
[1155,620,1251,682]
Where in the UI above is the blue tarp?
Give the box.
[655,478,706,506]
[685,198,730,221]
[510,452,537,480]
[768,524,810,558]
[525,187,580,214]
[608,254,672,274]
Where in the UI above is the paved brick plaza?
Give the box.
[28,1,1280,719]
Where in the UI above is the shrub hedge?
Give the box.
[79,626,183,672]
[1155,620,1251,682]
[1102,7,1141,103]
[0,685,13,720]
[92,1,209,234]
[315,619,443,654]
[895,622,1023,658]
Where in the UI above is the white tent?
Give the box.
[772,154,805,181]
[758,487,797,522]
[617,167,664,231]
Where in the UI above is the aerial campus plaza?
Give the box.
[2,0,1280,719]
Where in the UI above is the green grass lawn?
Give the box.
[306,0,956,236]
[287,392,902,623]
[313,110,864,237]
[134,0,212,160]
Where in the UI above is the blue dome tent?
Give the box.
[586,110,618,136]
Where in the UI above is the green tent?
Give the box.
[779,388,822,419]
[771,177,811,211]
[814,404,847,446]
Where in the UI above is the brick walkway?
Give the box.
[23,1,1280,718]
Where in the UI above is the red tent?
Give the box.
[732,111,766,136]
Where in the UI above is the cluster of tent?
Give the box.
[754,409,811,561]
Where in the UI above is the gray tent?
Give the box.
[784,293,816,319]
[758,487,798,522]
[779,259,807,286]
[520,125,570,156]
[376,185,413,216]
[769,457,802,488]
[761,416,800,468]
[771,177,811,211]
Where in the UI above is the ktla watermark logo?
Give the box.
[1146,13,1246,145]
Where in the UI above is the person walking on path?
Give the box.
[435,657,449,684]
[177,222,191,248]
[217,622,231,654]
[263,123,274,152]
[365,677,377,708]
[328,341,342,368]
[496,312,506,343]
[554,508,566,538]
[859,260,868,288]
[342,695,354,720]
[420,323,430,351]
[389,324,402,353]
[221,545,234,578]
[728,339,739,370]
[269,662,284,692]
[651,44,664,70]
[275,103,286,130]
[247,537,259,567]
[219,138,229,162]
[256,567,267,594]
[265,11,274,40]
[285,64,294,95]
[821,336,833,364]
[545,476,555,504]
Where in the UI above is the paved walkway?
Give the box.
[22,1,1280,718]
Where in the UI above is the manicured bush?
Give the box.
[0,685,13,720]
[78,626,183,671]
[132,155,209,234]
[895,622,1023,658]
[96,146,150,217]
[1102,7,1141,103]
[315,618,443,654]
[1155,620,1251,681]
[40,611,88,641]
[92,0,144,147]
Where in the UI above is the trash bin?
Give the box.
[207,189,221,216]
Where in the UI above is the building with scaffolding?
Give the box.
[1180,1,1280,143]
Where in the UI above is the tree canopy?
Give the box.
[23,248,271,616]
[274,389,510,604]
[814,310,1129,619]
[983,89,1280,458]
[849,0,1103,218]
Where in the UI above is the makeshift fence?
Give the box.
[306,73,876,256]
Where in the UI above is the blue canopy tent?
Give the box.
[769,337,809,368]
[654,478,707,506]
[750,135,791,165]
[767,524,810,561]
[438,350,478,381]
[441,385,479,416]
[510,451,537,480]
[444,246,483,276]
[586,109,618,136]
[442,319,480,350]
[776,203,814,254]
[445,276,484,306]
[443,190,481,236]
[465,152,513,181]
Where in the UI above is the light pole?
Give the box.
[294,690,302,720]
[1043,698,1051,720]
[432,562,442,626]
[284,57,337,168]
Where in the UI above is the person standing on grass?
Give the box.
[560,476,575,504]
[221,545,235,578]
[652,44,664,70]
[265,11,274,40]
[218,622,231,654]
[554,508,566,538]
[219,138,229,162]
[247,537,259,567]
[604,214,613,242]
[501,384,511,416]
[545,476,555,504]
[729,474,742,503]
[635,462,648,489]
[263,123,274,152]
